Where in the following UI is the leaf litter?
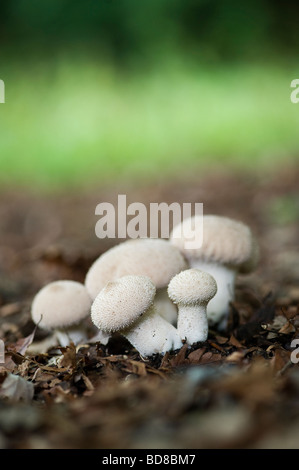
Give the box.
[0,167,299,448]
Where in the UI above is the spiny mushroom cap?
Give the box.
[85,238,187,300]
[168,269,217,305]
[170,215,258,271]
[91,275,156,333]
[31,280,92,330]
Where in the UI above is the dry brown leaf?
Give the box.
[58,342,77,372]
[3,328,37,371]
[82,373,95,391]
[14,328,37,356]
[123,360,147,377]
[226,351,245,363]
[270,347,291,373]
[169,344,190,367]
[28,358,70,373]
[215,335,229,344]
[208,341,226,352]
[188,347,206,364]
[229,334,244,348]
[278,320,296,335]
[199,351,223,364]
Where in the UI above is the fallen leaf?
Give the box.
[82,373,95,391]
[58,342,77,372]
[4,328,37,371]
[199,351,223,365]
[270,347,291,373]
[278,321,296,335]
[229,335,244,348]
[169,344,190,367]
[0,372,34,402]
[215,335,229,344]
[123,360,147,377]
[188,348,206,364]
[226,351,245,363]
[208,341,226,353]
[13,327,37,356]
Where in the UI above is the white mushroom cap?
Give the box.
[170,215,258,271]
[168,269,217,306]
[85,238,187,300]
[31,280,92,330]
[91,275,156,333]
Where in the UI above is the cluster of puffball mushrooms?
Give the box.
[30,215,259,358]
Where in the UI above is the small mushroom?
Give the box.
[170,215,259,329]
[167,269,217,345]
[91,274,183,357]
[31,280,93,347]
[85,238,188,325]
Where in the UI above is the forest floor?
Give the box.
[0,165,299,449]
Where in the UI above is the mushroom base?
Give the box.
[177,304,209,345]
[123,305,183,357]
[55,325,90,347]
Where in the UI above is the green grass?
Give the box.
[0,55,299,190]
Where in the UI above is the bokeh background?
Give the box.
[0,0,299,190]
[1,2,299,450]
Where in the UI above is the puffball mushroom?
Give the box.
[91,275,183,357]
[31,280,93,347]
[168,269,217,345]
[170,215,259,329]
[85,238,188,324]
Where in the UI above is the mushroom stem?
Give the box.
[167,269,217,346]
[55,325,89,347]
[176,303,208,345]
[123,305,183,357]
[27,334,61,355]
[190,261,236,327]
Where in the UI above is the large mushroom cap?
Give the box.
[170,215,258,270]
[85,238,187,300]
[31,280,92,330]
[91,275,156,333]
[168,269,217,305]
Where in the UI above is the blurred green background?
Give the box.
[0,0,298,190]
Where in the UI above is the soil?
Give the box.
[0,165,299,450]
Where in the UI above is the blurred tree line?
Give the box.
[0,0,298,63]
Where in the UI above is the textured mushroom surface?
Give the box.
[168,269,217,305]
[91,275,156,333]
[31,280,92,330]
[85,238,187,300]
[170,215,257,269]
